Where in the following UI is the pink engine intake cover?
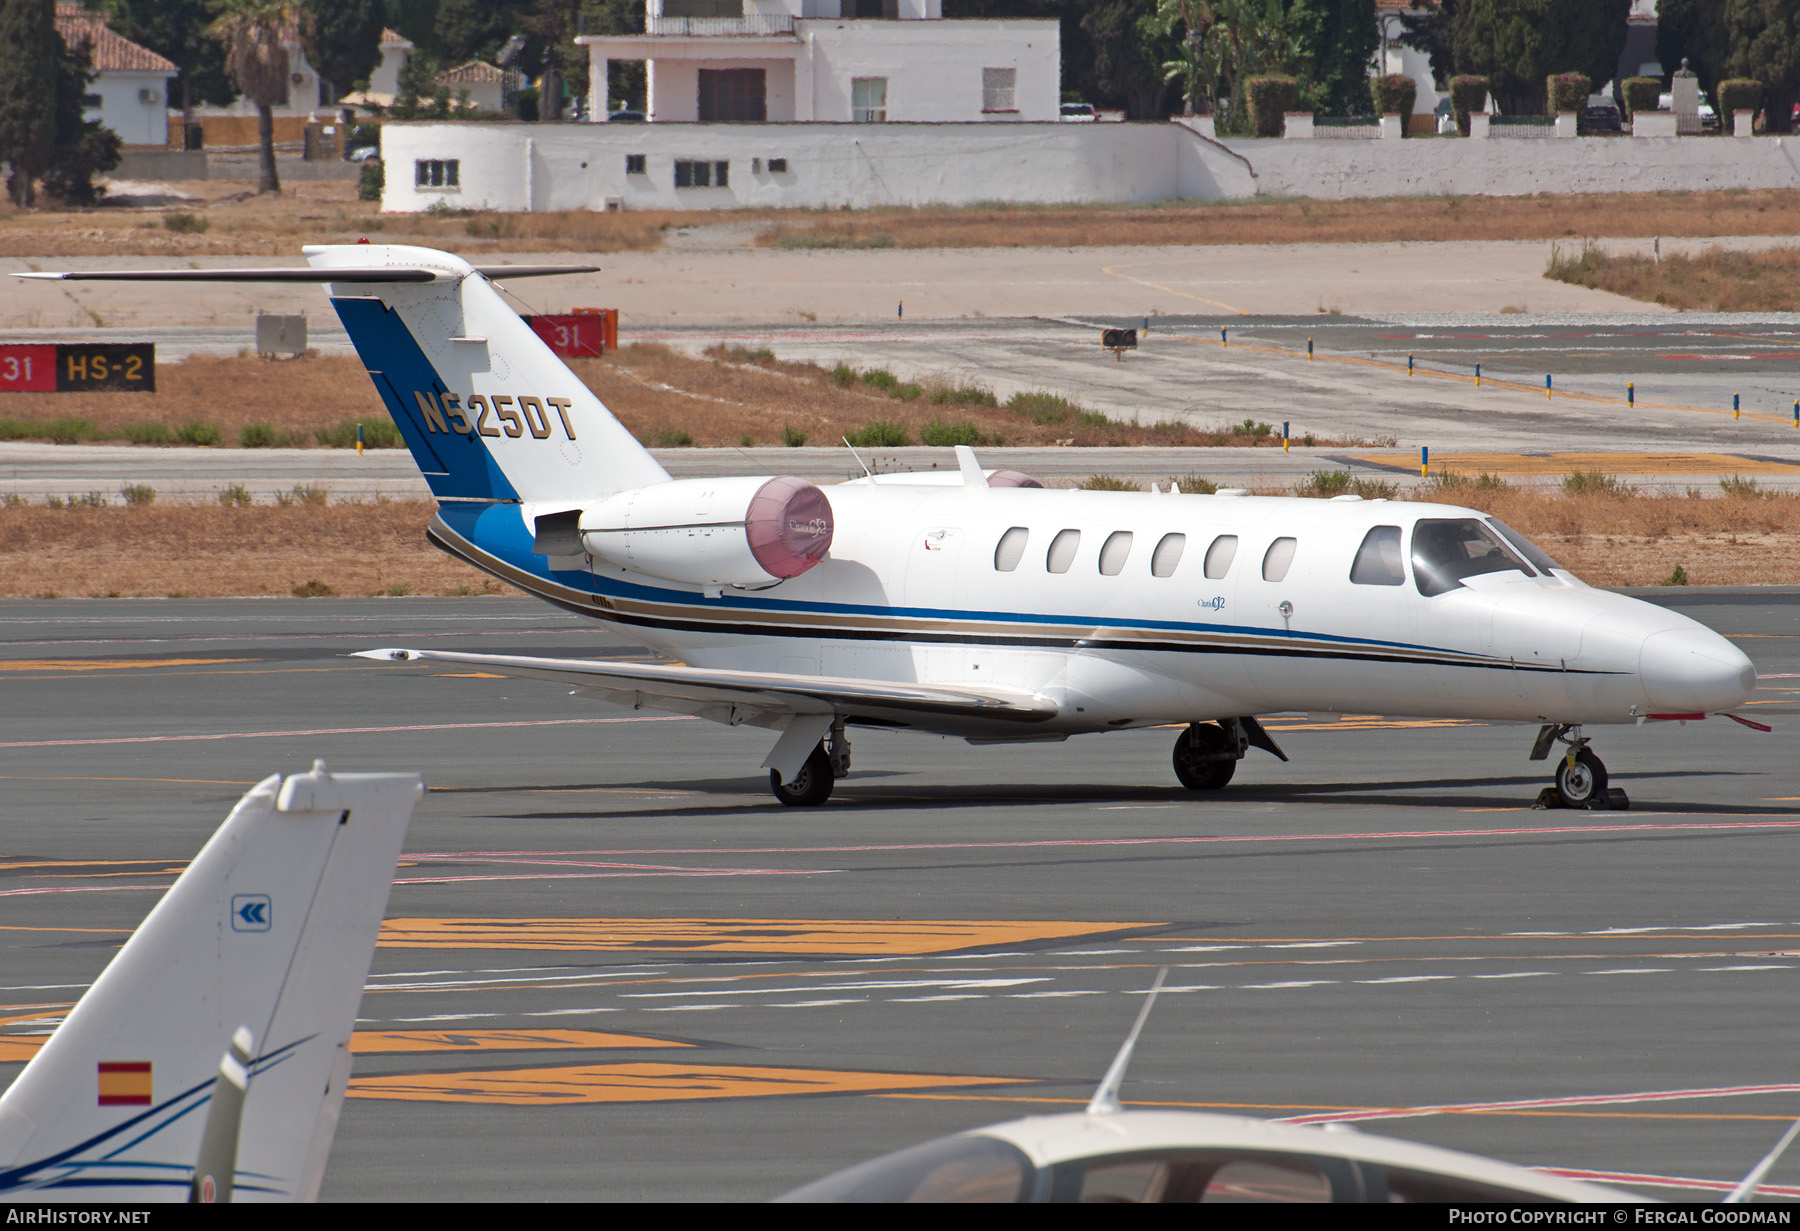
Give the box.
[745,476,835,578]
[987,470,1043,488]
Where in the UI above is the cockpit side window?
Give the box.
[1411,518,1534,597]
[1350,525,1405,586]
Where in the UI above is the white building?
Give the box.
[340,29,414,110]
[576,0,1059,123]
[56,3,176,147]
[436,61,508,113]
[1374,0,1440,123]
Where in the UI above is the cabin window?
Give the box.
[1046,528,1080,574]
[1151,533,1185,578]
[1203,535,1237,579]
[994,526,1028,572]
[1350,525,1405,586]
[1262,537,1297,582]
[1412,518,1533,597]
[1098,531,1133,576]
[1488,519,1562,575]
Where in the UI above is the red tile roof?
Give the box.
[437,60,504,85]
[55,3,176,74]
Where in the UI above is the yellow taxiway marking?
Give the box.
[377,918,1155,956]
[0,658,256,673]
[0,1027,689,1065]
[347,1062,1019,1106]
[0,776,257,786]
[0,858,187,873]
[1098,264,1248,315]
[431,672,508,679]
[1348,451,1800,477]
[348,1028,687,1055]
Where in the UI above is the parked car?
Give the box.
[1060,102,1097,122]
[1581,96,1622,134]
[607,109,647,123]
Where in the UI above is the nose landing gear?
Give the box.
[1530,724,1629,810]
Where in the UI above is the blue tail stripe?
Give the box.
[330,295,519,503]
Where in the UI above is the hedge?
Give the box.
[1717,78,1763,117]
[1245,76,1299,138]
[1547,72,1589,114]
[1370,74,1416,121]
[1449,75,1488,136]
[1622,77,1662,118]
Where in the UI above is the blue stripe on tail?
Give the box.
[330,296,520,502]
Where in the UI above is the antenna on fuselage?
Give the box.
[842,436,874,479]
[1724,1114,1800,1203]
[1086,966,1168,1116]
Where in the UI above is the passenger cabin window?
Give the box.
[993,526,1028,572]
[1046,529,1080,574]
[1098,531,1133,576]
[1262,537,1297,583]
[1151,533,1185,578]
[1350,525,1405,586]
[1203,535,1237,579]
[1411,518,1534,597]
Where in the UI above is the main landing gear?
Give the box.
[1530,724,1629,811]
[1173,718,1288,791]
[770,720,851,807]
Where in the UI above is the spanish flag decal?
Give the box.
[98,1061,151,1106]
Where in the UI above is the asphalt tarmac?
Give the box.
[2,593,1798,1201]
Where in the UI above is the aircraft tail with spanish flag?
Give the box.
[0,763,422,1203]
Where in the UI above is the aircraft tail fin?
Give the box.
[0,761,423,1203]
[306,244,669,505]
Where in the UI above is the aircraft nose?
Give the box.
[1639,627,1757,714]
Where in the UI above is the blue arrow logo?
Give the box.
[230,894,272,932]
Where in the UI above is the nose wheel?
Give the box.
[1531,725,1629,810]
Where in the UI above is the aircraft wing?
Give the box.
[0,762,423,1202]
[351,648,1060,730]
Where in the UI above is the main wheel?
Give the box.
[1173,723,1236,791]
[771,743,834,807]
[1554,747,1607,808]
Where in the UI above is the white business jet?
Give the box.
[0,762,422,1202]
[23,246,1761,808]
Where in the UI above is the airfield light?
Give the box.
[1546,374,1552,400]
[1307,337,1313,361]
[1421,446,1428,478]
[1734,393,1741,420]
[1628,381,1634,407]
[1474,363,1480,388]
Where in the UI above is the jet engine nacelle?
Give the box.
[578,475,834,588]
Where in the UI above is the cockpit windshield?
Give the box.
[1410,518,1535,597]
[1486,519,1564,576]
[775,1134,1034,1203]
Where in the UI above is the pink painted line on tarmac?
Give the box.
[0,715,695,749]
[1544,1168,1800,1198]
[393,867,828,885]
[409,817,1800,862]
[1282,1082,1800,1125]
[0,884,166,897]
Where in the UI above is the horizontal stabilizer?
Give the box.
[14,264,597,284]
[0,761,423,1203]
[353,647,1059,728]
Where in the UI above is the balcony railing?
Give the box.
[646,15,796,35]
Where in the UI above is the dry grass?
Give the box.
[0,500,485,597]
[14,180,1800,258]
[0,179,675,257]
[1421,477,1800,587]
[0,347,1365,449]
[0,481,1793,597]
[1545,240,1800,311]
[755,189,1800,251]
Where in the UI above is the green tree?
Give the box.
[208,0,297,194]
[1656,0,1727,97]
[1084,0,1171,119]
[42,35,121,205]
[93,0,235,120]
[1450,0,1628,114]
[1290,0,1378,116]
[0,0,59,207]
[302,0,386,101]
[1722,0,1800,132]
[437,0,529,65]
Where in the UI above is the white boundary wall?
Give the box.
[380,121,1800,212]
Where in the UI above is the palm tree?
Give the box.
[207,0,295,194]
